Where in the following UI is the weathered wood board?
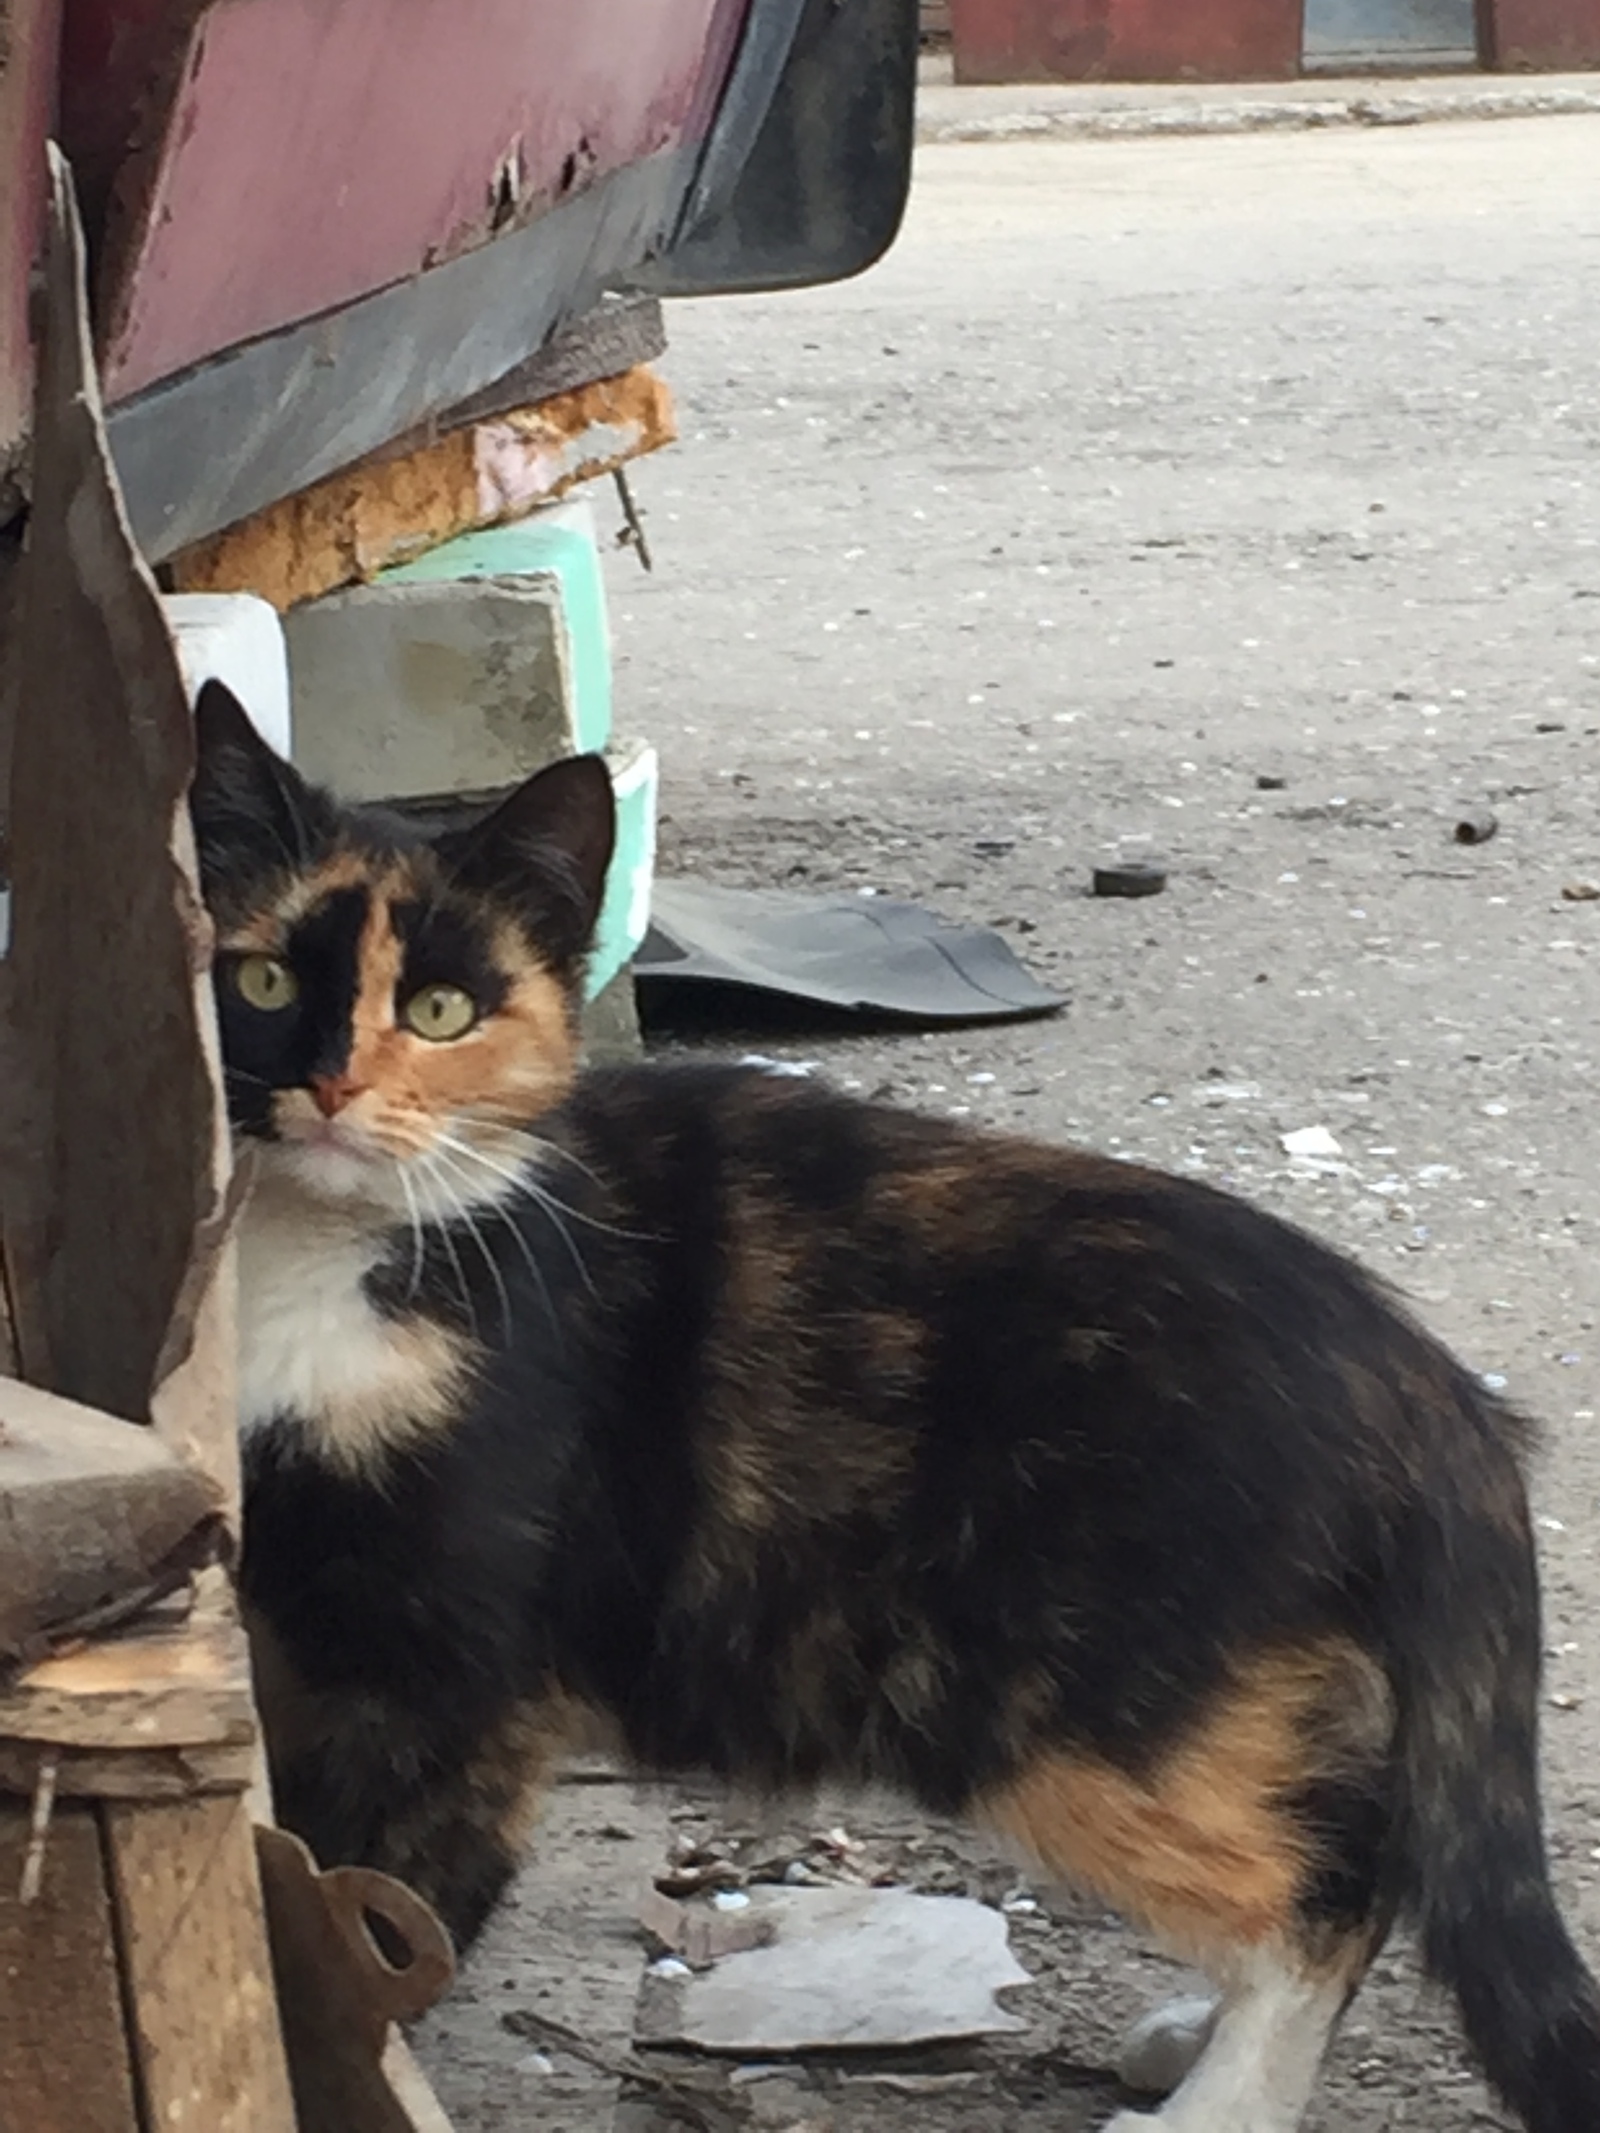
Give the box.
[108,1794,298,2133]
[0,1801,143,2131]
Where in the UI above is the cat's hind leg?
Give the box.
[1102,1946,1356,2131]
[978,1638,1394,2133]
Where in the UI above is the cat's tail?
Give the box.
[1382,1379,1600,2133]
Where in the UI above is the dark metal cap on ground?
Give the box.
[1092,861,1167,898]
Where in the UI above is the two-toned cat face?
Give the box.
[188,682,614,1217]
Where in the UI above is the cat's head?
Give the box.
[188,680,614,1216]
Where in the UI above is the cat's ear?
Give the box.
[436,753,615,970]
[189,680,331,898]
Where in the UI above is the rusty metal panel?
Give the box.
[1485,0,1600,66]
[62,0,744,402]
[0,0,63,516]
[950,0,1302,81]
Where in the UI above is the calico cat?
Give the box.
[189,677,1600,2133]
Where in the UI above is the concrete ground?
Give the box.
[416,113,1600,2131]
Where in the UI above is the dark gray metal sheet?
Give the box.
[636,0,919,299]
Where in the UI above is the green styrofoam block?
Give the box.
[588,740,657,1001]
[381,496,612,755]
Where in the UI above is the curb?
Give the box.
[916,83,1600,144]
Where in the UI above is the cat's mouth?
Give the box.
[269,1103,404,1203]
[263,1094,514,1219]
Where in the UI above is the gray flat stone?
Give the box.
[635,1885,1031,2055]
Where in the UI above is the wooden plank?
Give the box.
[106,1793,296,2133]
[383,2035,457,2133]
[0,1374,224,1672]
[0,1570,256,1755]
[0,1740,257,1800]
[169,364,677,613]
[0,1798,142,2131]
[426,291,665,431]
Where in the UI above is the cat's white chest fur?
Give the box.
[236,1175,469,1479]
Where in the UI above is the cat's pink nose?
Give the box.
[309,1073,364,1119]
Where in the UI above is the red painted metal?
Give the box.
[1485,0,1600,67]
[0,0,63,498]
[951,0,1301,81]
[59,0,744,402]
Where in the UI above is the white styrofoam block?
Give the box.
[163,593,292,757]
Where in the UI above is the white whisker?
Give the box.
[425,1142,563,1336]
[431,1131,600,1301]
[435,1127,646,1245]
[414,1155,482,1341]
[419,1152,513,1344]
[466,1120,612,1197]
[395,1160,426,1300]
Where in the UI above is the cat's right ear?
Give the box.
[434,753,616,971]
[189,680,331,904]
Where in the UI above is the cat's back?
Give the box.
[562,1058,1388,1334]
[555,1059,1476,1474]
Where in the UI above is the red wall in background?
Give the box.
[1486,0,1600,67]
[950,0,1301,82]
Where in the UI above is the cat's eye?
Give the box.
[403,984,477,1042]
[233,955,299,1012]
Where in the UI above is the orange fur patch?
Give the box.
[981,1642,1381,1956]
[394,957,576,1128]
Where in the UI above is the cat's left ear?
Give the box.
[436,753,615,970]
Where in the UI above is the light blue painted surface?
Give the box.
[381,504,612,755]
[587,745,658,999]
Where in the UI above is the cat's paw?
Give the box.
[1103,2113,1162,2131]
[1116,1990,1219,2096]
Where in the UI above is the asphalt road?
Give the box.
[423,116,1600,2131]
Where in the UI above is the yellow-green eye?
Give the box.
[403,984,477,1042]
[233,955,299,1011]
